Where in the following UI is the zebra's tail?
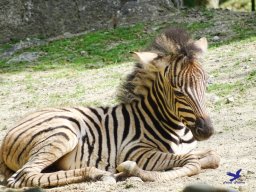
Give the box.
[0,141,13,185]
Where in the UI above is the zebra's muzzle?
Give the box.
[191,117,214,141]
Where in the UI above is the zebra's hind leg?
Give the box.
[116,152,201,182]
[7,138,114,188]
[190,149,220,169]
[7,165,114,188]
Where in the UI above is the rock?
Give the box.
[63,32,73,38]
[243,65,249,69]
[207,76,215,84]
[212,36,220,41]
[247,170,255,174]
[0,39,46,59]
[225,97,235,104]
[0,0,178,43]
[183,184,237,192]
[208,94,220,104]
[101,175,116,184]
[80,50,89,56]
[7,52,40,64]
[125,177,143,183]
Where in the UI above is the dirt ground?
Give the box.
[0,36,256,192]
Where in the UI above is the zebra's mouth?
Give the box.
[190,127,207,141]
[187,117,214,141]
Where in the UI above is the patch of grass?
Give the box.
[233,17,256,40]
[187,21,212,31]
[201,8,215,19]
[0,24,152,73]
[207,81,246,96]
[0,43,13,55]
[247,70,256,81]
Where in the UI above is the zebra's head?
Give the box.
[132,28,214,141]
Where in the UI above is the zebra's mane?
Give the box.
[117,28,202,104]
[151,28,202,58]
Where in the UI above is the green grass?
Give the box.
[0,9,255,73]
[0,43,13,55]
[0,24,153,73]
[247,70,256,81]
[208,81,245,96]
[208,68,255,97]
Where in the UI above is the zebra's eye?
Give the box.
[174,90,184,96]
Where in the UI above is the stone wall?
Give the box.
[0,0,178,43]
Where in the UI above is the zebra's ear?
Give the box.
[131,52,158,65]
[194,37,208,54]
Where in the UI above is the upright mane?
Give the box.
[117,28,203,104]
[151,28,202,58]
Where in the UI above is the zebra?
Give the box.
[0,28,220,188]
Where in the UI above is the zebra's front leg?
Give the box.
[116,151,201,182]
[190,149,220,169]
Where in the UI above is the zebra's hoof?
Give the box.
[209,151,221,169]
[116,161,138,175]
[203,150,221,169]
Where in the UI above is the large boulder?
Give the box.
[0,0,178,43]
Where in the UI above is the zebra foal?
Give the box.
[0,28,220,188]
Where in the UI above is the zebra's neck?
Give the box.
[118,71,196,153]
[141,71,183,129]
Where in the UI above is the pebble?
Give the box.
[63,32,73,38]
[125,177,143,183]
[247,170,255,174]
[225,96,234,104]
[207,76,215,84]
[101,175,116,184]
[209,94,220,104]
[80,50,88,56]
[212,36,220,41]
[243,65,249,69]
[183,184,236,192]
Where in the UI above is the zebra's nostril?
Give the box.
[196,127,213,137]
[194,117,214,140]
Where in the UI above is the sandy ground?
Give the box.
[0,39,255,191]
